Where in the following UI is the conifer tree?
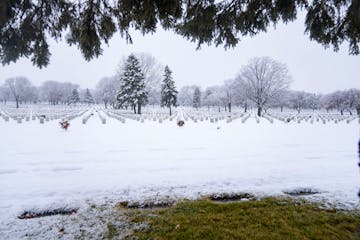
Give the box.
[83,88,94,105]
[117,54,147,114]
[193,87,201,109]
[69,88,80,105]
[2,1,359,68]
[161,66,178,116]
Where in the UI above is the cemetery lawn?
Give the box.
[0,107,359,238]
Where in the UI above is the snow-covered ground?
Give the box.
[0,107,359,238]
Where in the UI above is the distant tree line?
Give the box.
[0,78,95,107]
[177,57,360,116]
[179,85,360,116]
[1,55,359,116]
[0,53,179,115]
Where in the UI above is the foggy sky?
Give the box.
[0,13,359,93]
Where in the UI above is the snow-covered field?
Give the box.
[0,105,359,238]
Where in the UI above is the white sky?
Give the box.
[0,13,359,93]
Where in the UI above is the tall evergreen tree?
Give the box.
[69,88,80,105]
[83,88,94,105]
[193,87,201,109]
[161,66,178,116]
[117,54,147,114]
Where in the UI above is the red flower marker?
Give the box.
[60,120,70,130]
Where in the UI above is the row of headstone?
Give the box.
[169,112,178,121]
[104,111,126,123]
[67,110,87,121]
[82,112,93,124]
[0,112,10,122]
[317,115,327,124]
[336,115,354,123]
[225,113,242,123]
[266,112,287,123]
[262,114,274,123]
[346,116,359,124]
[226,116,232,123]
[241,114,251,123]
[98,112,106,124]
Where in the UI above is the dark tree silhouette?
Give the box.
[1,0,359,68]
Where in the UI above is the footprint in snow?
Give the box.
[0,169,18,175]
[52,167,83,172]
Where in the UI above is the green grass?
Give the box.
[104,223,119,239]
[127,198,360,240]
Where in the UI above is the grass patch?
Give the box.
[128,198,360,240]
[104,223,119,239]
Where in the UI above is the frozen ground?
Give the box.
[0,108,359,238]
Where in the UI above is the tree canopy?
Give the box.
[1,0,359,68]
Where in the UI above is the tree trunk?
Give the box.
[356,106,360,115]
[137,104,141,114]
[244,103,247,113]
[340,109,344,115]
[218,106,220,112]
[133,104,136,114]
[257,106,262,117]
[169,105,172,116]
[280,106,283,112]
[16,98,19,108]
[297,108,300,114]
[104,101,108,109]
[228,102,231,113]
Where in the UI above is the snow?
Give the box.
[0,108,359,237]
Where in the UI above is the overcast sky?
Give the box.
[0,13,359,94]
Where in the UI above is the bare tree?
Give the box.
[202,86,225,111]
[238,57,291,116]
[40,81,57,104]
[344,89,360,115]
[270,90,290,112]
[95,77,119,108]
[192,87,201,109]
[307,93,322,111]
[5,77,34,108]
[136,53,164,106]
[0,85,11,104]
[322,91,348,115]
[223,79,234,112]
[178,85,199,106]
[323,89,360,115]
[24,86,39,104]
[289,91,308,113]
